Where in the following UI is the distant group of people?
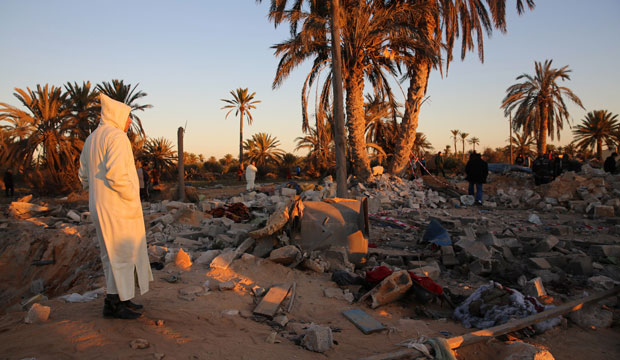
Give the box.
[531,152,581,185]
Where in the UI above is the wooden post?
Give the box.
[177,127,185,201]
[509,113,513,164]
[330,0,348,198]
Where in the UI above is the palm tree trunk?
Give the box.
[454,138,457,157]
[239,112,244,164]
[538,106,548,155]
[330,0,348,196]
[462,140,465,160]
[345,69,371,180]
[387,57,432,175]
[597,139,603,161]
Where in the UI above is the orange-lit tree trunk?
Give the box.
[344,69,371,180]
[388,57,432,175]
[537,104,548,156]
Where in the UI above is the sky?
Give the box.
[1,0,619,159]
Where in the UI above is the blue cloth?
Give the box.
[468,182,483,203]
[423,219,452,246]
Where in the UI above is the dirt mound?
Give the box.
[0,223,101,313]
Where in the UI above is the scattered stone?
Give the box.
[24,303,50,324]
[195,250,221,266]
[221,309,239,316]
[528,258,551,270]
[523,277,547,297]
[566,255,593,276]
[265,331,277,344]
[594,205,615,217]
[179,286,204,296]
[269,245,301,265]
[210,249,236,270]
[534,235,559,252]
[460,195,475,206]
[272,314,289,327]
[218,281,235,291]
[302,324,333,353]
[501,341,555,360]
[129,338,150,349]
[528,214,542,225]
[9,202,49,218]
[67,210,81,222]
[175,248,192,270]
[568,304,613,329]
[587,275,618,290]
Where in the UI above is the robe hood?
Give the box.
[100,93,131,131]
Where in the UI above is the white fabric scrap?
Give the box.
[59,287,105,303]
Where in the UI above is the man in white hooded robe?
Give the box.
[245,161,258,191]
[79,94,153,319]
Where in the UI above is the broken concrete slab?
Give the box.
[528,258,551,270]
[534,235,559,252]
[594,205,615,217]
[342,309,386,335]
[268,245,301,265]
[253,283,291,318]
[24,303,50,324]
[369,270,412,309]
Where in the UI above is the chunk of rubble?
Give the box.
[268,245,301,265]
[301,324,333,353]
[175,248,192,270]
[24,303,50,324]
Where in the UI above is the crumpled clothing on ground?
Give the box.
[453,281,561,332]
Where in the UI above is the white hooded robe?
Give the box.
[79,94,153,301]
[245,164,258,191]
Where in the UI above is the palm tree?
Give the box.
[296,126,335,174]
[501,60,583,155]
[444,145,451,156]
[388,0,535,174]
[572,110,619,161]
[96,80,152,137]
[412,132,433,157]
[468,136,480,152]
[142,137,176,177]
[0,84,82,191]
[221,88,260,165]
[511,131,536,158]
[450,129,460,156]
[243,132,285,167]
[269,0,437,180]
[459,132,469,160]
[64,81,100,140]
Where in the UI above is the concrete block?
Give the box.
[281,187,297,197]
[24,303,50,324]
[594,205,614,217]
[528,258,551,270]
[302,324,333,353]
[524,277,547,297]
[534,235,559,252]
[566,255,593,276]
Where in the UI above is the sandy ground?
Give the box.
[1,253,619,360]
[1,181,619,359]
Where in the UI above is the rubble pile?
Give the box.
[1,166,619,359]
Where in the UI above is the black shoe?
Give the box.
[122,300,144,311]
[475,200,483,206]
[103,295,142,320]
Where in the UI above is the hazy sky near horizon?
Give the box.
[1,0,619,158]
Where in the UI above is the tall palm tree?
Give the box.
[468,136,480,152]
[388,0,536,174]
[269,0,436,180]
[221,88,260,165]
[296,126,335,174]
[572,110,619,161]
[501,60,583,155]
[142,137,176,176]
[96,80,152,137]
[0,84,82,190]
[243,132,285,167]
[459,132,469,160]
[450,129,460,156]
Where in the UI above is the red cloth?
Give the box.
[365,266,393,284]
[408,271,443,295]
